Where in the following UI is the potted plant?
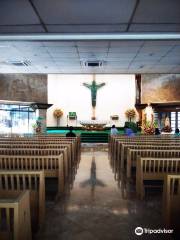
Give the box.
[53,109,63,127]
[124,121,138,133]
[32,118,42,134]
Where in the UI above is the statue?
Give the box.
[164,116,170,127]
[162,115,172,133]
[142,103,156,134]
[83,74,105,120]
[144,103,154,125]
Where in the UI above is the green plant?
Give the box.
[124,121,138,133]
[32,118,42,134]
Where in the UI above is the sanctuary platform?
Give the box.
[47,127,125,143]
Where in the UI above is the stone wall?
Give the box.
[141,74,180,103]
[0,74,47,103]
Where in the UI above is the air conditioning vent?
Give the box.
[81,60,104,68]
[7,60,31,67]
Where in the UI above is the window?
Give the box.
[170,112,180,131]
[0,103,36,134]
[171,112,176,131]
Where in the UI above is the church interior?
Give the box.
[0,1,180,240]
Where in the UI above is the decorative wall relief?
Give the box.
[141,74,180,103]
[0,74,47,103]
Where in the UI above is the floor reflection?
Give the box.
[80,154,106,201]
[35,145,173,240]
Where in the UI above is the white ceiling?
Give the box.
[0,0,180,74]
[0,0,180,33]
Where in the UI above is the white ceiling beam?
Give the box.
[0,33,180,41]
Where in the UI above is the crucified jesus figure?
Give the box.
[83,75,105,120]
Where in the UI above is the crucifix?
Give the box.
[83,74,105,120]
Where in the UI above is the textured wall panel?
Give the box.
[0,74,47,103]
[141,74,180,103]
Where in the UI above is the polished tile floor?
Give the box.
[35,145,175,240]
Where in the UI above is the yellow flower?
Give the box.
[53,109,63,118]
[125,109,136,119]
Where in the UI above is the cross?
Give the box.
[83,74,105,119]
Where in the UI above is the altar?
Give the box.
[80,120,107,131]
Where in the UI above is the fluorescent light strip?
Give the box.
[0,33,180,41]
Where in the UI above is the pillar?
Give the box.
[31,103,53,134]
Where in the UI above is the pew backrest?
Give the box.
[0,170,45,229]
[0,190,31,240]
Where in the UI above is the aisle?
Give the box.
[35,144,163,240]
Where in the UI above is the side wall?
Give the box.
[0,74,47,103]
[141,74,180,103]
[47,74,136,127]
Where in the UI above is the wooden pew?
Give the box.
[136,157,180,199]
[127,149,180,178]
[0,140,79,165]
[110,136,180,164]
[109,135,180,158]
[0,144,73,170]
[163,174,180,232]
[0,190,31,240]
[0,171,45,231]
[111,140,180,173]
[120,144,180,170]
[0,155,64,194]
[0,148,69,178]
[0,136,81,155]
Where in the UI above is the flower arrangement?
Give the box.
[142,121,158,135]
[161,125,172,133]
[53,109,63,118]
[125,109,136,122]
[53,108,63,126]
[32,118,42,134]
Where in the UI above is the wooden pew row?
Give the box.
[33,135,81,152]
[0,136,81,155]
[116,140,180,163]
[111,137,180,162]
[0,140,79,162]
[0,139,77,156]
[163,174,180,231]
[136,157,180,199]
[127,149,180,178]
[0,155,64,194]
[0,171,45,232]
[0,148,69,178]
[109,134,180,152]
[110,140,180,172]
[119,144,180,170]
[109,135,180,157]
[0,190,32,240]
[0,144,74,169]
